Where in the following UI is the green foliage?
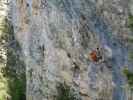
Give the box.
[56,83,80,100]
[5,42,26,100]
[1,18,14,34]
[127,36,133,43]
[128,15,133,31]
[8,75,26,100]
[123,68,133,88]
[0,18,14,42]
[0,18,26,100]
[126,15,133,44]
[0,73,9,100]
[128,51,133,61]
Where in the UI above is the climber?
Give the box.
[89,45,113,63]
[89,50,98,62]
[89,47,103,63]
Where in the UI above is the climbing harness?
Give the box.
[89,45,112,67]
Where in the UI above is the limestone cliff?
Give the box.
[5,0,133,100]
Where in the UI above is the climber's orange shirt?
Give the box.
[89,50,97,62]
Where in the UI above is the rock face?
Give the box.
[10,0,130,100]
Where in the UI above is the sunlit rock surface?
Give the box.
[10,0,132,100]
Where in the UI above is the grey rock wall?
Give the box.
[10,0,130,100]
